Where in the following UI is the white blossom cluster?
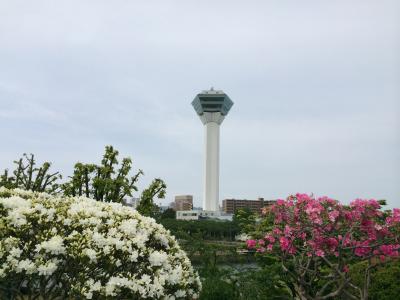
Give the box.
[0,188,201,299]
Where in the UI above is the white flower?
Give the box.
[91,281,102,292]
[0,196,31,209]
[15,259,36,274]
[84,248,97,262]
[105,277,130,296]
[119,219,138,236]
[175,289,186,298]
[9,247,22,258]
[235,233,251,241]
[37,261,58,276]
[0,188,201,298]
[8,209,28,227]
[103,245,111,255]
[129,250,139,262]
[37,236,65,255]
[155,232,170,248]
[46,208,56,221]
[168,265,182,284]
[149,250,168,267]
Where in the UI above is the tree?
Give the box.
[63,146,144,203]
[0,153,61,193]
[136,178,166,217]
[248,194,400,300]
[161,208,176,219]
[1,146,167,218]
[350,259,400,300]
[233,208,256,234]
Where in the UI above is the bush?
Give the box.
[0,188,201,299]
[198,264,292,300]
[350,259,400,300]
[159,219,240,241]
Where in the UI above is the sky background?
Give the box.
[0,0,399,208]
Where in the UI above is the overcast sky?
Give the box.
[0,1,399,208]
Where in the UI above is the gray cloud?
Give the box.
[0,0,399,207]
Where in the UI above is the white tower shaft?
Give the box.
[200,112,225,211]
[204,122,220,211]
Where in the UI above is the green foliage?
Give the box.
[377,199,387,206]
[198,264,292,300]
[0,153,61,193]
[1,146,167,215]
[136,178,166,217]
[160,219,240,241]
[232,208,256,234]
[350,259,400,300]
[160,208,176,219]
[199,267,236,300]
[61,146,166,215]
[62,146,144,203]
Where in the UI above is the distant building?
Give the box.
[176,210,232,221]
[174,195,193,211]
[222,198,276,214]
[123,197,140,209]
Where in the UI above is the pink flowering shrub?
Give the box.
[249,194,400,300]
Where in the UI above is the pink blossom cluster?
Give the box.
[248,194,400,261]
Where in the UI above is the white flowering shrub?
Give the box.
[0,188,201,299]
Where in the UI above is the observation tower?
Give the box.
[192,88,234,211]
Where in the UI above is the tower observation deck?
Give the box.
[192,88,233,211]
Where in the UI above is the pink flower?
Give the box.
[326,238,339,251]
[354,241,371,257]
[394,208,400,220]
[284,225,292,236]
[379,244,400,257]
[279,237,290,251]
[328,210,339,222]
[386,208,400,225]
[265,234,275,243]
[255,193,400,275]
[276,199,285,206]
[343,265,349,273]
[246,239,256,249]
[257,247,266,253]
[288,246,297,255]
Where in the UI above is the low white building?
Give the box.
[176,210,232,221]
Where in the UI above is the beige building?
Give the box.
[222,198,276,214]
[174,195,193,211]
